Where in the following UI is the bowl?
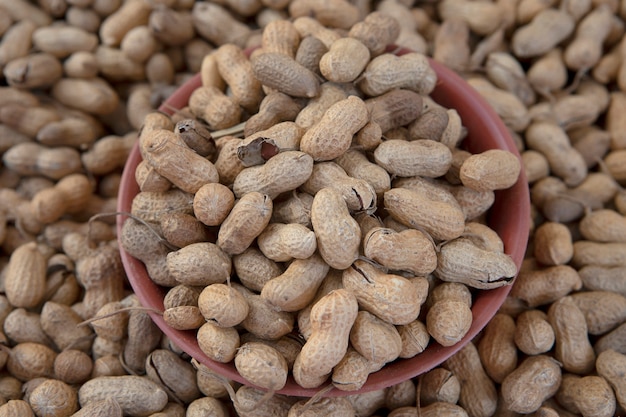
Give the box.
[117,50,530,397]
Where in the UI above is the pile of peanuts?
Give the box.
[1,0,626,416]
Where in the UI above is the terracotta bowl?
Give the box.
[117,51,530,397]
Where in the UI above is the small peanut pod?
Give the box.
[335,149,391,199]
[570,290,626,335]
[4,242,47,309]
[566,375,617,417]
[459,149,521,192]
[331,348,384,392]
[350,310,403,364]
[188,86,242,131]
[197,321,240,363]
[365,89,424,134]
[533,222,574,265]
[319,37,370,83]
[300,95,369,162]
[232,151,314,199]
[374,139,452,178]
[261,253,329,312]
[78,376,168,417]
[398,320,431,359]
[596,350,626,411]
[525,122,587,187]
[548,296,596,375]
[301,162,377,213]
[485,52,536,107]
[383,187,465,241]
[2,142,82,180]
[426,283,473,347]
[197,283,249,328]
[191,2,251,47]
[233,247,284,292]
[363,227,437,276]
[466,77,530,132]
[193,183,235,227]
[511,8,576,58]
[295,82,347,129]
[139,129,219,194]
[359,52,437,96]
[4,52,63,89]
[443,342,498,417]
[477,313,517,383]
[433,18,471,73]
[244,93,304,137]
[167,242,232,285]
[217,192,273,256]
[419,368,461,406]
[214,44,263,113]
[257,223,317,262]
[311,187,361,270]
[436,238,518,289]
[51,77,119,115]
[251,52,320,98]
[119,218,176,287]
[235,343,289,393]
[261,19,300,58]
[572,241,626,268]
[293,289,359,387]
[514,309,555,355]
[579,209,626,242]
[235,284,295,340]
[541,173,619,223]
[349,11,400,56]
[500,355,562,414]
[288,0,360,29]
[30,174,93,225]
[509,265,582,308]
[343,260,429,325]
[564,4,614,71]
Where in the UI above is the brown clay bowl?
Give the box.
[117,49,530,397]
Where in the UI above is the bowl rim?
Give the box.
[117,52,530,397]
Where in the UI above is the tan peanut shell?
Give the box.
[166,242,231,286]
[293,289,358,387]
[350,310,403,364]
[78,376,168,416]
[251,51,320,98]
[235,342,289,391]
[198,283,249,328]
[509,265,582,307]
[359,52,437,96]
[235,284,295,340]
[436,238,518,289]
[261,253,329,312]
[343,260,429,325]
[514,309,555,355]
[217,192,273,255]
[233,247,284,292]
[311,187,361,270]
[3,242,47,308]
[363,227,437,276]
[139,129,219,194]
[443,342,497,417]
[232,151,314,199]
[477,313,517,383]
[257,223,317,262]
[501,355,562,414]
[383,187,465,241]
[196,322,240,363]
[548,296,596,374]
[300,95,369,161]
[375,139,452,179]
[459,149,521,191]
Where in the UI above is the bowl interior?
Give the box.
[117,56,530,397]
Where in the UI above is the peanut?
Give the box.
[344,259,429,325]
[548,296,596,374]
[500,355,562,414]
[261,253,329,312]
[235,342,288,391]
[198,283,249,328]
[78,376,168,416]
[477,313,517,383]
[217,191,273,256]
[166,242,231,286]
[293,289,358,388]
[300,96,369,161]
[359,52,437,96]
[310,187,361,270]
